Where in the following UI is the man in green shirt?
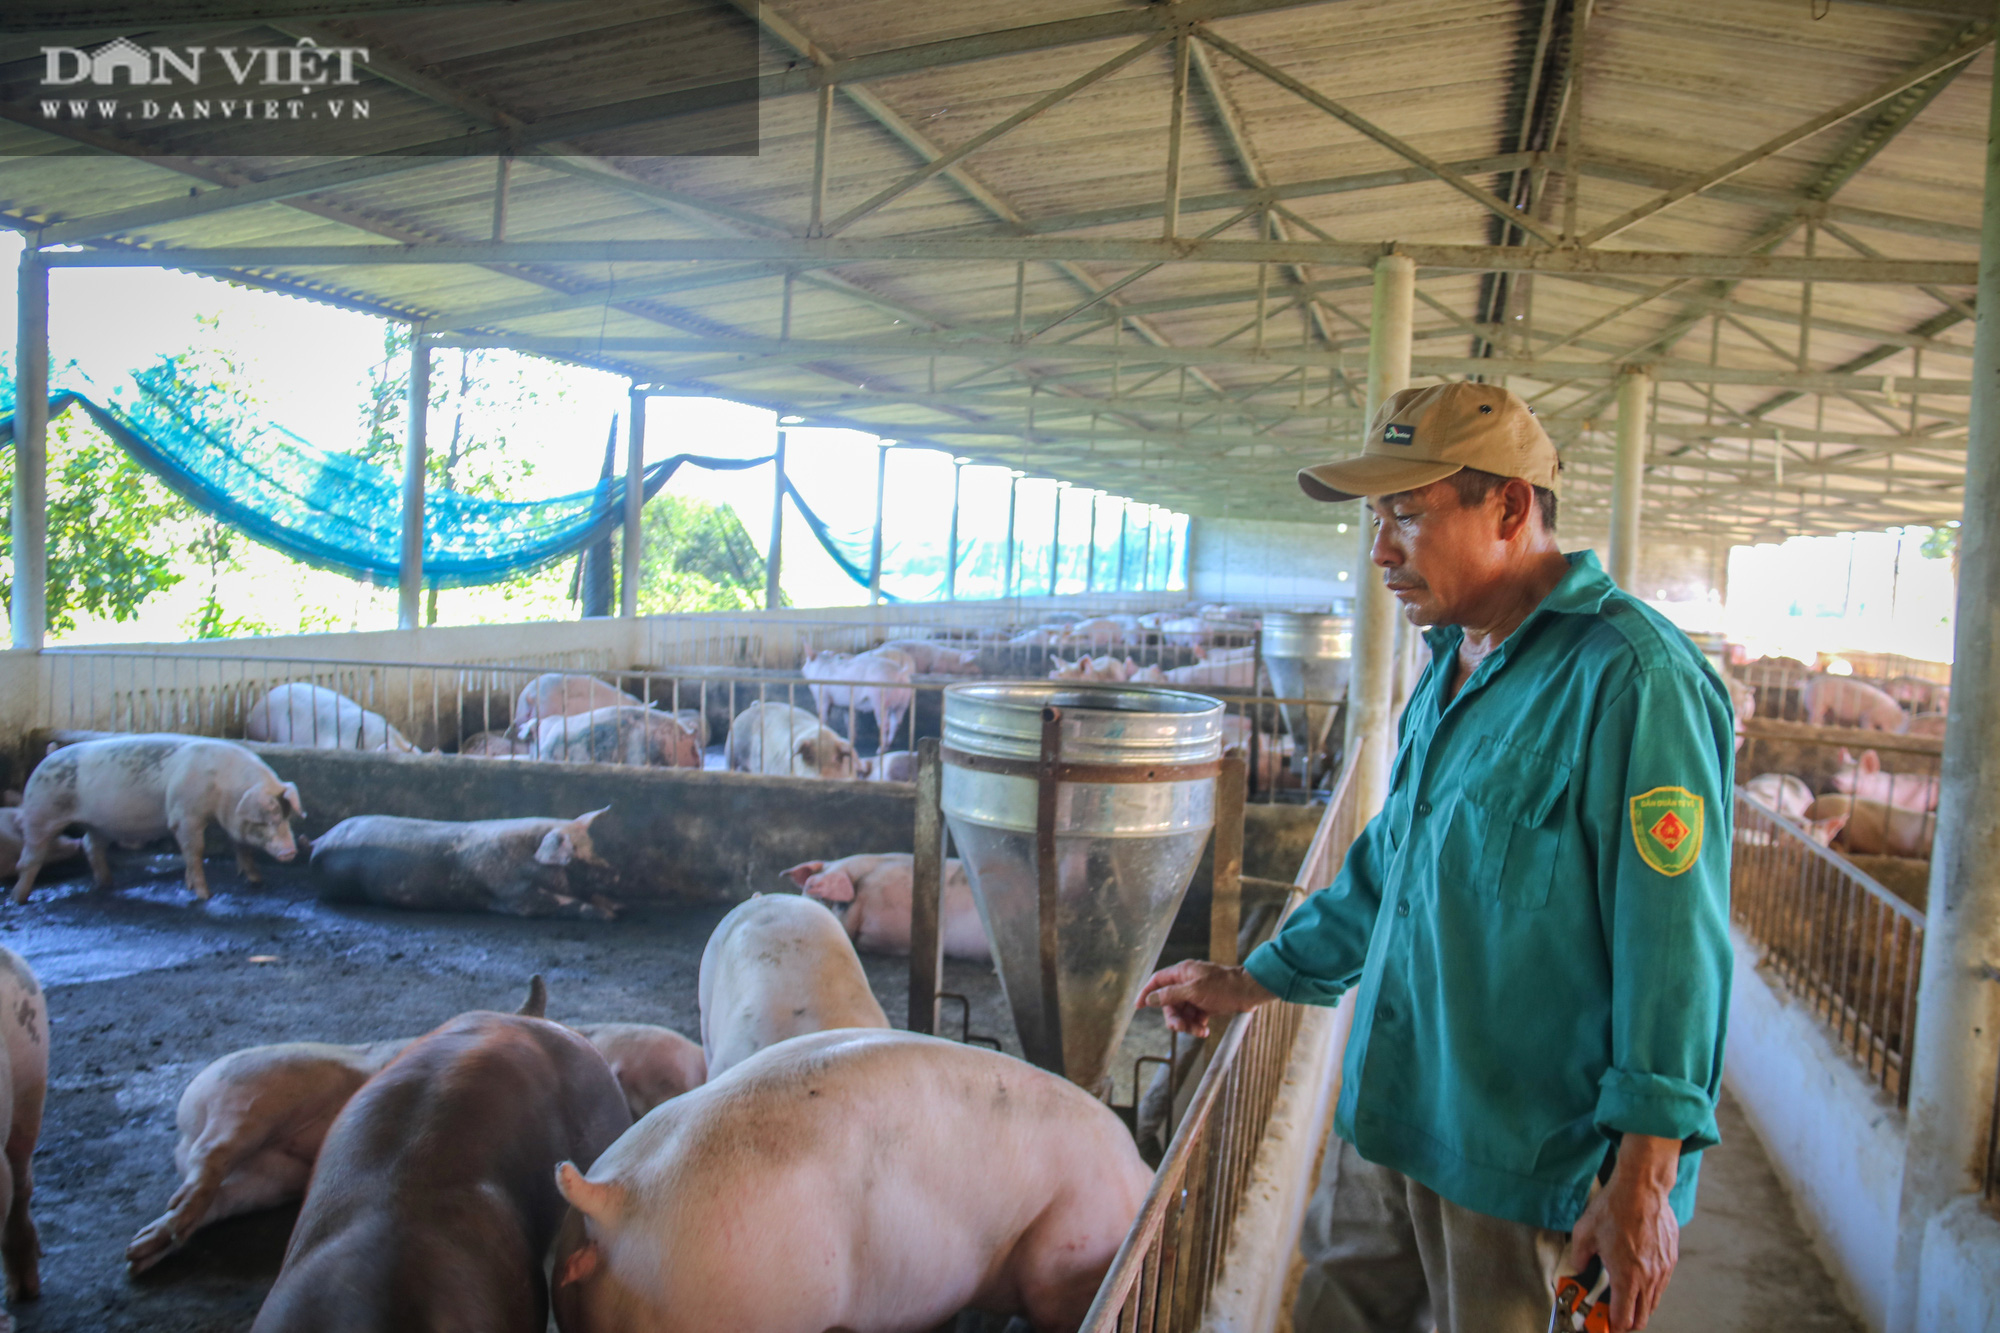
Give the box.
[1138,382,1734,1333]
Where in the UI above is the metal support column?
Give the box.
[1116,502,1129,590]
[868,444,888,605]
[908,737,946,1035]
[11,251,48,651]
[1048,485,1063,595]
[397,334,430,631]
[1004,475,1020,598]
[620,388,645,618]
[1345,252,1413,819]
[765,429,787,611]
[1888,48,2000,1327]
[946,461,961,600]
[1610,368,1650,591]
[1085,491,1098,592]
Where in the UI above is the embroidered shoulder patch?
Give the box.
[1630,786,1704,877]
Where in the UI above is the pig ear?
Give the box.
[1810,814,1849,847]
[798,740,818,768]
[280,782,306,820]
[779,861,825,888]
[807,869,855,904]
[555,1162,625,1223]
[536,829,574,867]
[1860,750,1881,773]
[573,806,611,832]
[555,1241,600,1290]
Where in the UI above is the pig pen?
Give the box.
[1,742,1323,1333]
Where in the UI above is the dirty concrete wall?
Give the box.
[1188,515,1355,610]
[0,651,43,791]
[176,744,1323,917]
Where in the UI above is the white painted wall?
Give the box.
[1915,1196,2000,1331]
[1724,930,1906,1332]
[1188,516,1357,609]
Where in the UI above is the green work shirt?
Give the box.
[1244,550,1735,1232]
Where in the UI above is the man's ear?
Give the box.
[1496,477,1538,539]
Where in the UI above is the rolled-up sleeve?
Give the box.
[1586,665,1735,1151]
[1242,806,1389,1006]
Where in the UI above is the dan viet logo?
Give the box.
[35,36,372,123]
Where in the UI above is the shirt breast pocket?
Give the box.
[1453,738,1571,910]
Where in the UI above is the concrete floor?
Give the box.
[1650,1091,1862,1333]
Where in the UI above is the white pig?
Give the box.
[0,950,45,1326]
[696,894,887,1079]
[513,674,642,739]
[245,683,416,754]
[125,1035,412,1273]
[801,649,915,749]
[569,1023,706,1120]
[1803,675,1908,732]
[1743,773,1814,820]
[11,735,304,904]
[0,810,80,881]
[1832,748,1939,812]
[724,702,859,780]
[880,639,981,675]
[549,1030,1152,1333]
[531,706,700,768]
[779,853,991,963]
[1809,793,1936,859]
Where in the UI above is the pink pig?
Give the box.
[781,853,991,963]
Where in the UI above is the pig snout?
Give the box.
[266,831,299,862]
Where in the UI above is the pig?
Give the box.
[780,853,992,963]
[1832,748,1939,812]
[1908,712,1949,738]
[724,702,858,780]
[880,639,981,675]
[459,729,533,758]
[1166,656,1256,689]
[671,709,708,749]
[860,749,920,783]
[531,706,700,768]
[696,894,888,1079]
[11,735,304,904]
[1127,662,1168,684]
[0,810,79,881]
[513,673,642,739]
[1809,794,1936,859]
[0,951,46,1327]
[1744,772,1815,820]
[549,1029,1152,1333]
[310,808,616,918]
[1882,675,1945,712]
[801,649,915,750]
[1059,615,1139,647]
[125,976,551,1274]
[1803,674,1909,732]
[249,1009,630,1333]
[569,1023,706,1120]
[245,683,416,754]
[1049,654,1129,684]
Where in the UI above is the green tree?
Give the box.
[0,368,192,634]
[634,493,774,613]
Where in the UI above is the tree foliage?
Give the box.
[635,492,774,613]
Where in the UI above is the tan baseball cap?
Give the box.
[1297,382,1560,503]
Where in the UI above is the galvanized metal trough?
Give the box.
[938,681,1225,1093]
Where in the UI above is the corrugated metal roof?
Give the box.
[0,0,1985,541]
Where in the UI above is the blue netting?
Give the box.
[1,366,773,589]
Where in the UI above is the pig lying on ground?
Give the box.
[246,683,417,754]
[1744,773,1814,819]
[781,853,991,963]
[11,736,304,904]
[0,811,78,882]
[0,951,46,1327]
[531,707,700,768]
[125,977,550,1275]
[310,808,616,919]
[1908,712,1949,738]
[1809,794,1936,859]
[250,1009,629,1333]
[1803,674,1908,732]
[459,730,533,758]
[513,674,642,740]
[857,750,920,783]
[567,1024,705,1121]
[697,894,887,1079]
[1049,654,1131,684]
[550,1030,1152,1333]
[724,702,858,780]
[1832,747,1939,811]
[1882,675,1946,712]
[880,639,981,675]
[801,649,915,750]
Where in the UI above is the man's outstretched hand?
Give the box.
[1135,960,1276,1037]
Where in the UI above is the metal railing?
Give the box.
[1732,788,1926,1103]
[1079,751,1362,1332]
[33,651,1343,803]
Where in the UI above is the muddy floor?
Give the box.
[3,847,1159,1333]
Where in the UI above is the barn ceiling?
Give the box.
[0,0,1987,543]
